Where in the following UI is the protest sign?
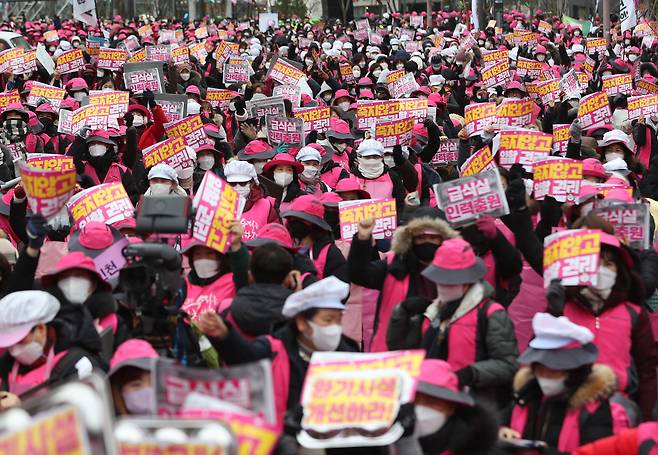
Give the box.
[636,79,658,95]
[464,102,497,137]
[206,88,238,110]
[26,154,75,172]
[195,26,209,40]
[0,90,20,109]
[85,36,107,58]
[18,162,76,220]
[577,91,611,130]
[86,90,129,118]
[374,117,415,148]
[339,62,355,85]
[214,40,236,67]
[494,129,553,170]
[70,104,113,134]
[435,168,509,227]
[576,72,589,91]
[593,202,651,249]
[543,229,601,288]
[294,106,331,134]
[155,358,275,423]
[356,98,428,130]
[552,124,570,155]
[170,45,190,65]
[338,198,397,240]
[13,49,37,75]
[92,237,129,285]
[581,56,596,78]
[165,114,211,149]
[55,48,85,74]
[272,84,302,107]
[188,42,208,65]
[0,405,90,455]
[258,12,278,32]
[431,139,459,165]
[266,117,304,146]
[602,73,633,97]
[57,110,74,135]
[145,44,170,62]
[0,48,22,73]
[496,98,534,129]
[123,62,165,94]
[192,171,242,254]
[538,20,552,34]
[369,31,383,45]
[138,24,153,37]
[246,96,286,119]
[482,59,511,88]
[586,37,608,55]
[460,145,496,177]
[97,48,127,70]
[154,93,187,123]
[26,82,66,109]
[67,182,134,229]
[142,136,188,169]
[127,47,146,62]
[533,158,583,202]
[627,94,658,120]
[560,70,581,99]
[267,56,306,85]
[223,59,251,84]
[516,57,542,79]
[388,72,419,99]
[513,30,538,46]
[536,78,561,105]
[481,49,509,68]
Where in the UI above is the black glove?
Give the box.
[306,130,318,144]
[143,89,156,109]
[540,196,563,227]
[396,402,416,438]
[505,178,527,213]
[26,214,47,249]
[546,279,566,315]
[401,296,432,315]
[455,366,474,387]
[123,112,134,128]
[392,144,405,166]
[234,99,247,117]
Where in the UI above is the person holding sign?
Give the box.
[0,102,43,160]
[500,313,630,453]
[198,276,359,433]
[546,233,657,421]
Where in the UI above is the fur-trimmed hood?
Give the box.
[513,364,617,409]
[391,216,460,255]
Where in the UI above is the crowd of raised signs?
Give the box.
[0,7,655,455]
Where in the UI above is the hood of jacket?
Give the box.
[513,363,617,409]
[230,283,293,337]
[51,304,103,356]
[391,216,460,256]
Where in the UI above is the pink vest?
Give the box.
[241,198,273,241]
[8,347,67,395]
[98,313,118,335]
[266,336,291,431]
[637,422,658,455]
[182,274,236,322]
[84,161,127,185]
[321,166,344,189]
[564,302,635,392]
[310,244,331,279]
[356,173,394,200]
[370,253,410,352]
[331,150,351,172]
[447,300,503,370]
[511,398,629,452]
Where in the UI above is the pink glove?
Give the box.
[475,215,497,240]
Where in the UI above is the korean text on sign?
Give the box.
[374,117,415,148]
[193,171,242,254]
[496,98,534,129]
[27,83,66,109]
[543,229,601,288]
[18,162,77,220]
[577,91,611,130]
[165,114,212,149]
[66,182,134,229]
[593,202,651,249]
[627,95,658,121]
[294,106,331,134]
[533,158,583,202]
[266,116,304,146]
[56,48,85,74]
[356,98,427,130]
[431,139,459,165]
[338,198,397,240]
[495,130,553,170]
[460,145,495,177]
[464,102,496,138]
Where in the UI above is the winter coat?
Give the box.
[505,364,630,454]
[222,283,293,338]
[572,421,658,455]
[137,105,168,150]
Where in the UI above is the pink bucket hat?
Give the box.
[416,359,475,406]
[281,195,332,231]
[244,222,296,250]
[582,158,606,180]
[422,238,487,285]
[41,251,111,290]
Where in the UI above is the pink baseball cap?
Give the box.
[68,222,124,258]
[40,251,111,290]
[109,339,159,376]
[335,177,371,199]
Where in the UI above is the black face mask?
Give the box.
[39,117,55,134]
[413,242,439,263]
[324,209,340,238]
[287,219,312,240]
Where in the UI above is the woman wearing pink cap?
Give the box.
[109,339,159,416]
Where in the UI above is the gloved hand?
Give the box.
[393,144,405,166]
[475,215,498,240]
[546,279,566,315]
[306,130,318,144]
[143,89,156,109]
[505,178,527,213]
[275,142,289,154]
[233,99,247,117]
[396,402,416,438]
[123,112,134,128]
[456,366,474,387]
[26,214,47,250]
[401,296,432,315]
[569,118,582,143]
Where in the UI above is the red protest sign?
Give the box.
[267,56,306,85]
[165,114,212,149]
[495,129,553,170]
[18,162,77,220]
[482,59,510,88]
[206,88,239,109]
[27,82,66,108]
[496,98,534,129]
[142,136,188,169]
[552,124,570,155]
[627,94,658,120]
[533,158,583,202]
[460,145,495,177]
[294,106,331,134]
[356,98,427,131]
[70,104,113,135]
[374,117,415,148]
[602,73,633,97]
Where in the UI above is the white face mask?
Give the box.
[605,152,624,162]
[102,86,114,92]
[10,340,44,366]
[307,320,342,351]
[383,155,395,168]
[123,387,154,415]
[415,405,447,436]
[338,101,351,111]
[194,258,219,279]
[58,276,94,304]
[536,376,567,397]
[352,69,361,78]
[373,70,382,78]
[333,142,347,153]
[593,264,616,299]
[358,158,384,178]
[73,92,86,102]
[396,63,405,70]
[537,54,546,62]
[150,182,172,196]
[88,144,108,157]
[233,183,251,199]
[629,54,638,62]
[133,115,146,127]
[436,283,465,303]
[96,69,105,78]
[302,165,319,180]
[273,171,293,187]
[197,155,215,170]
[180,72,191,81]
[322,93,333,103]
[253,161,267,174]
